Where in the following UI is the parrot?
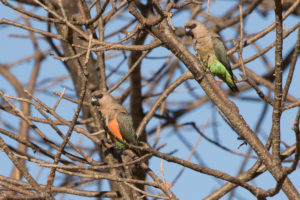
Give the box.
[91,90,139,148]
[184,20,239,92]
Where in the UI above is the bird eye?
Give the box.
[97,94,103,99]
[190,24,196,29]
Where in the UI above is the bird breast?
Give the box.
[194,37,213,53]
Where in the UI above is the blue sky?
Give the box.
[0,1,299,199]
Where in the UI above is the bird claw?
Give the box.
[103,137,112,144]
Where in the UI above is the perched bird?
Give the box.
[91,90,139,148]
[185,20,239,92]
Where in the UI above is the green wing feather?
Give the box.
[212,36,239,92]
[117,112,138,145]
[212,37,232,75]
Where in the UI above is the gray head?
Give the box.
[91,90,114,107]
[185,20,209,39]
[91,90,126,112]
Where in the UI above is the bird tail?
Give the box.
[224,72,239,92]
[228,82,239,92]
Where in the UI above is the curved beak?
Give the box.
[91,96,100,106]
[185,27,193,37]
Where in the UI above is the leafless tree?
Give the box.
[0,0,299,199]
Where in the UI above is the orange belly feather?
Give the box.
[108,115,123,142]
